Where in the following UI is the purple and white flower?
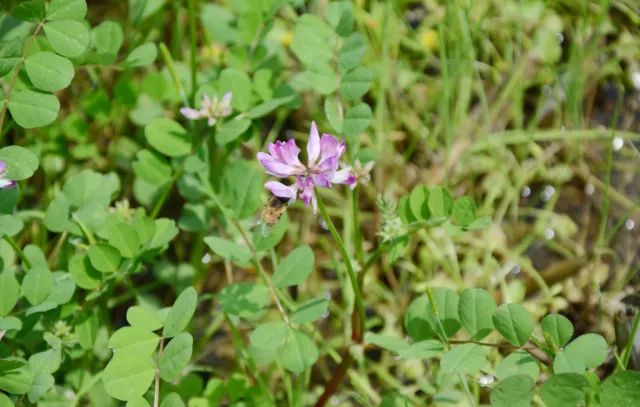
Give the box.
[257,122,355,212]
[180,92,233,126]
[0,160,15,189]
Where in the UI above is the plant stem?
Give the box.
[186,0,198,104]
[316,193,365,342]
[3,235,31,269]
[352,188,364,266]
[620,311,640,370]
[313,351,353,407]
[153,338,165,407]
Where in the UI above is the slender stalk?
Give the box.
[3,235,31,269]
[313,351,353,407]
[316,193,365,342]
[352,188,365,266]
[620,311,640,370]
[186,0,198,104]
[153,339,165,407]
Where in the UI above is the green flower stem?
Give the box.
[316,192,365,342]
[186,0,198,104]
[203,185,290,323]
[351,187,365,266]
[2,235,31,269]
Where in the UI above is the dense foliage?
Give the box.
[0,0,639,406]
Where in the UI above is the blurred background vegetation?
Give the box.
[1,0,639,405]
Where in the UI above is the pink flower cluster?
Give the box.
[257,122,355,212]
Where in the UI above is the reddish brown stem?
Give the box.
[314,351,354,407]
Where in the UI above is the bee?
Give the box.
[260,195,290,227]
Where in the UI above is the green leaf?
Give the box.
[496,349,540,380]
[253,213,288,252]
[27,372,53,403]
[291,297,329,324]
[540,373,589,407]
[452,197,476,226]
[160,393,185,407]
[458,288,496,340]
[278,329,318,374]
[28,349,61,375]
[249,321,289,349]
[145,118,191,157]
[0,359,33,394]
[21,267,54,305]
[0,316,22,332]
[93,20,123,59]
[160,333,193,382]
[102,355,155,401]
[290,14,334,66]
[599,371,640,407]
[220,160,263,220]
[127,306,163,332]
[302,63,338,95]
[564,333,608,369]
[0,38,23,77]
[163,287,198,338]
[324,96,344,133]
[243,95,295,119]
[0,272,20,317]
[109,327,160,358]
[338,33,366,72]
[428,186,453,218]
[43,20,90,57]
[10,0,45,22]
[0,215,22,237]
[7,90,59,128]
[0,146,39,181]
[123,42,157,67]
[364,333,410,353]
[88,243,121,272]
[132,150,171,186]
[553,350,586,374]
[204,236,252,267]
[340,67,372,101]
[68,253,100,289]
[409,185,430,220]
[541,314,574,348]
[216,118,251,145]
[404,295,435,341]
[218,283,270,320]
[492,303,534,346]
[490,374,535,407]
[396,340,444,360]
[343,103,372,136]
[218,68,251,111]
[75,310,98,349]
[0,393,13,406]
[440,343,487,375]
[149,218,179,249]
[272,245,314,288]
[46,0,87,20]
[106,222,140,258]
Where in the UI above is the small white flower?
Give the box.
[478,374,494,387]
[180,92,233,126]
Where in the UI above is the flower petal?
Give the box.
[297,176,317,213]
[207,117,217,126]
[0,179,15,189]
[257,152,302,178]
[265,181,298,201]
[265,139,305,174]
[180,107,202,120]
[221,92,233,108]
[307,121,320,165]
[331,167,356,186]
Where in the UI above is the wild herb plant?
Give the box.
[0,0,639,406]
